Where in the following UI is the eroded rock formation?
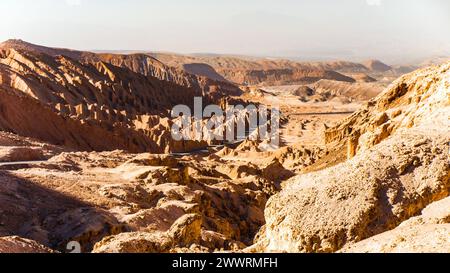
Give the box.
[251,62,450,253]
[0,43,244,153]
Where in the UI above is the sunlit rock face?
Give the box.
[252,62,450,253]
[0,41,245,153]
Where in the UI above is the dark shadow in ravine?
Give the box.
[0,171,123,252]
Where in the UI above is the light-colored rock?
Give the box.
[340,197,450,253]
[339,224,450,253]
[253,62,450,253]
[0,236,55,253]
[399,196,450,226]
[254,133,449,253]
[325,61,450,155]
[93,232,173,253]
[167,214,202,247]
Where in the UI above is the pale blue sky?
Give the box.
[1,0,449,63]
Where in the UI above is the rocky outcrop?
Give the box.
[291,86,315,97]
[82,53,243,99]
[0,131,64,162]
[340,197,450,253]
[0,137,304,252]
[0,40,243,99]
[251,62,450,253]
[0,47,222,153]
[341,224,450,253]
[92,232,174,253]
[43,207,124,252]
[325,61,450,158]
[0,39,87,60]
[0,236,55,253]
[0,40,251,154]
[93,213,203,253]
[252,133,449,253]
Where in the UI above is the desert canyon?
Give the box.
[0,39,448,253]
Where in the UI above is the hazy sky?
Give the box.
[1,0,449,63]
